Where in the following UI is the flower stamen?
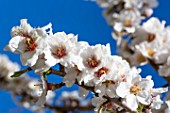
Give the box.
[130,85,142,95]
[24,37,37,52]
[95,67,108,78]
[55,45,67,58]
[147,33,156,42]
[86,55,100,68]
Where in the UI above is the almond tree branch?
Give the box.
[50,68,65,77]
[51,68,136,113]
[12,82,94,113]
[44,103,94,113]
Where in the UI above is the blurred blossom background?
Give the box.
[0,0,170,113]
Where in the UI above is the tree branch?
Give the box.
[45,104,94,112]
[51,68,136,113]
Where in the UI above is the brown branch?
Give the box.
[103,96,136,113]
[13,88,94,113]
[51,69,65,77]
[47,82,65,91]
[75,80,95,92]
[45,104,94,112]
[59,64,65,73]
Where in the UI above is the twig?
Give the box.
[51,69,65,77]
[45,104,94,112]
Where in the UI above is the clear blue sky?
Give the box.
[0,0,169,113]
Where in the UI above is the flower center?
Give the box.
[124,19,132,27]
[147,33,156,42]
[55,46,67,58]
[24,37,37,52]
[147,48,155,57]
[121,75,126,82]
[95,67,108,78]
[130,85,142,95]
[86,56,100,68]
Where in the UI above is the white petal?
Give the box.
[152,87,168,95]
[20,51,38,66]
[63,68,77,87]
[116,82,130,98]
[4,36,25,53]
[44,49,59,67]
[137,91,151,105]
[123,94,138,111]
[31,56,50,74]
[114,23,123,32]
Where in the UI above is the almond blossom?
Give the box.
[45,32,86,72]
[117,17,170,69]
[116,74,167,111]
[4,19,52,69]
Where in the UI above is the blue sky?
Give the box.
[0,0,170,113]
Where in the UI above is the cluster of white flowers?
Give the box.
[95,0,170,78]
[0,54,23,90]
[95,1,170,112]
[96,0,158,44]
[4,19,168,112]
[117,17,170,78]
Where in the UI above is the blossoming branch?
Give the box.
[3,19,167,113]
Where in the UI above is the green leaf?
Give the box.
[11,70,25,78]
[10,68,31,78]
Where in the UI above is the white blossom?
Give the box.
[45,32,82,69]
[116,74,165,111]
[4,19,52,68]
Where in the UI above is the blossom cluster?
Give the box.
[96,0,170,79]
[4,19,168,112]
[0,54,55,112]
[117,17,170,78]
[96,0,158,44]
